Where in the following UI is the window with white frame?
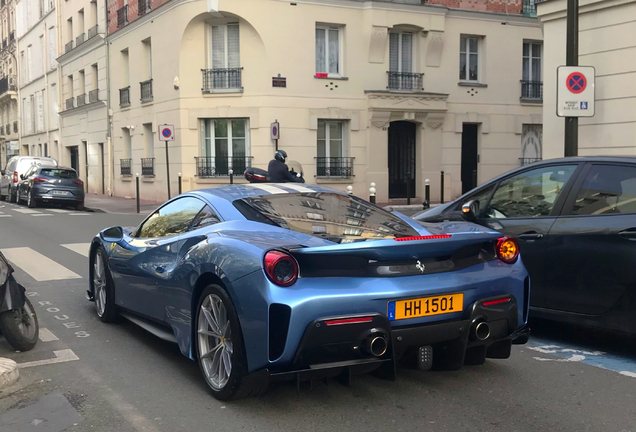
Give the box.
[206,23,241,90]
[459,35,479,82]
[199,119,250,177]
[389,32,413,73]
[315,25,342,77]
[317,120,353,178]
[523,41,542,82]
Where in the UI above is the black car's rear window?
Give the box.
[40,169,77,179]
[233,192,419,243]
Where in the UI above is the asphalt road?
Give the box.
[0,201,635,432]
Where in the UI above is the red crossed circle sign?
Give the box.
[566,72,587,94]
[162,128,172,138]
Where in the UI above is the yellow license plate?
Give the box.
[388,293,464,321]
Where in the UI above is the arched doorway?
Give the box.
[388,121,416,199]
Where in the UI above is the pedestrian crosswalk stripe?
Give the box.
[69,213,90,216]
[32,214,53,217]
[0,215,11,218]
[48,209,72,213]
[61,243,91,257]
[12,208,40,214]
[0,247,81,281]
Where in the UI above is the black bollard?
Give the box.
[425,183,430,209]
[135,174,140,214]
[406,172,412,206]
[472,169,477,190]
[230,170,234,185]
[440,171,445,204]
[178,173,182,195]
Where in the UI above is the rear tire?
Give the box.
[27,190,37,208]
[93,249,118,322]
[75,201,84,211]
[8,187,16,203]
[0,298,39,352]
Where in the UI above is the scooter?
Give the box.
[244,160,305,183]
[0,251,38,351]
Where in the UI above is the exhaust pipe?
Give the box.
[474,322,490,341]
[364,335,388,357]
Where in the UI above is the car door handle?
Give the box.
[518,232,544,240]
[618,229,636,241]
[154,266,165,274]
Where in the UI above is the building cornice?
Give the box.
[58,100,107,117]
[56,33,106,64]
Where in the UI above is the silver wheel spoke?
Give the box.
[202,307,221,335]
[224,339,234,355]
[198,293,233,391]
[198,329,221,338]
[201,342,222,360]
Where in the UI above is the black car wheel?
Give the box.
[195,284,253,400]
[75,201,84,211]
[0,297,39,352]
[93,249,118,322]
[8,186,16,203]
[27,190,37,208]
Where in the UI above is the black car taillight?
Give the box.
[264,250,298,287]
[73,180,84,186]
[32,177,47,183]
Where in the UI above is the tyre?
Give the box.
[8,186,16,203]
[0,297,39,351]
[0,186,6,201]
[93,249,118,322]
[75,201,84,211]
[195,284,251,400]
[27,190,37,208]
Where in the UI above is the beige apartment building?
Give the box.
[538,0,636,158]
[107,0,543,203]
[58,0,108,194]
[0,0,19,168]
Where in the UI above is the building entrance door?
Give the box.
[388,121,416,199]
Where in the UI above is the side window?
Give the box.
[484,165,577,219]
[138,197,206,238]
[569,165,636,215]
[23,167,35,178]
[189,206,221,231]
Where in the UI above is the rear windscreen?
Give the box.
[40,169,77,179]
[233,192,419,243]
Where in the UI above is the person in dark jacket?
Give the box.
[267,150,298,183]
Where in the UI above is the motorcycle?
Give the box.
[0,251,38,351]
[244,160,306,184]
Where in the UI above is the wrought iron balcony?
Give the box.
[77,94,86,107]
[9,31,14,42]
[0,75,17,95]
[119,86,130,107]
[76,33,85,47]
[316,157,355,178]
[387,72,424,91]
[138,0,150,16]
[140,79,153,103]
[65,97,74,110]
[522,0,537,17]
[141,158,155,176]
[195,156,252,178]
[89,89,99,103]
[65,40,73,54]
[521,80,543,101]
[120,158,132,176]
[88,25,98,40]
[117,6,128,28]
[201,68,243,93]
[520,157,542,166]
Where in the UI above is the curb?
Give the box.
[0,358,19,390]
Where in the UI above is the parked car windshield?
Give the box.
[40,169,78,179]
[233,192,419,243]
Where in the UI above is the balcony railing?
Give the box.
[141,158,155,176]
[119,86,130,107]
[76,33,85,47]
[522,0,537,17]
[88,25,98,40]
[520,157,542,166]
[77,93,86,107]
[140,79,153,103]
[120,158,132,176]
[13,121,17,133]
[89,89,99,103]
[195,156,252,178]
[65,97,74,110]
[201,68,243,93]
[117,6,128,28]
[521,80,543,101]
[387,71,424,91]
[9,31,14,42]
[65,40,73,54]
[138,0,150,16]
[316,157,355,178]
[0,75,17,95]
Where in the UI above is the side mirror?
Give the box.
[461,200,480,222]
[101,226,124,242]
[0,170,5,176]
[19,174,25,180]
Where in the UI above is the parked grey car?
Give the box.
[17,166,85,210]
[0,156,58,203]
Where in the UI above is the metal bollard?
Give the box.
[369,182,376,204]
[178,172,182,195]
[440,171,445,204]
[472,169,477,190]
[229,169,234,185]
[424,178,430,209]
[406,172,412,206]
[347,185,353,195]
[135,173,140,214]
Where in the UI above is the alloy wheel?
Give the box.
[198,294,233,390]
[93,255,107,317]
[27,191,31,207]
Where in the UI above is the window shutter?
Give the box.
[26,0,32,29]
[36,91,44,132]
[30,95,35,134]
[315,28,326,73]
[389,33,399,72]
[50,85,58,129]
[48,27,55,70]
[26,46,32,82]
[227,24,240,68]
[16,2,24,38]
[211,25,225,69]
[401,33,412,73]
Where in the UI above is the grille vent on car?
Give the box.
[269,304,291,361]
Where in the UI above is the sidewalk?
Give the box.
[84,194,161,215]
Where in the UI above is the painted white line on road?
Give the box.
[12,208,40,214]
[38,327,59,342]
[32,214,53,217]
[18,349,79,368]
[0,215,11,218]
[47,209,72,213]
[61,243,91,257]
[69,213,90,216]
[1,247,81,281]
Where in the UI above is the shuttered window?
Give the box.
[26,45,32,82]
[389,32,413,73]
[36,91,44,132]
[48,27,56,70]
[50,83,58,129]
[210,23,240,69]
[315,25,341,76]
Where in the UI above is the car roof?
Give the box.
[39,166,75,171]
[529,156,636,164]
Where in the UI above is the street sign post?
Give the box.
[271,121,280,150]
[158,125,175,198]
[557,66,595,118]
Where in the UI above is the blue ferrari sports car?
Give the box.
[87,184,530,400]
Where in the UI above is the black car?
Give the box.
[17,166,85,210]
[414,156,636,334]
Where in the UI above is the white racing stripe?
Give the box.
[244,184,290,194]
[1,247,81,281]
[61,243,91,257]
[280,184,315,193]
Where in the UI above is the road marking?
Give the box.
[38,327,59,342]
[47,209,72,213]
[0,215,11,218]
[61,243,90,257]
[281,184,315,193]
[69,213,90,216]
[18,349,79,368]
[12,208,40,214]
[244,184,289,194]
[1,247,81,281]
[32,213,53,217]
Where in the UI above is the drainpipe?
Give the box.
[42,21,50,154]
[54,0,62,161]
[105,0,113,196]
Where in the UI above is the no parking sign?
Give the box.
[557,66,595,118]
[159,124,175,141]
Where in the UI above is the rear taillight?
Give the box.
[394,235,451,242]
[73,180,84,186]
[264,250,298,287]
[496,237,519,264]
[32,177,47,183]
[12,172,17,183]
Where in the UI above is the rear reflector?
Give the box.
[324,317,373,326]
[394,235,451,242]
[482,298,511,307]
